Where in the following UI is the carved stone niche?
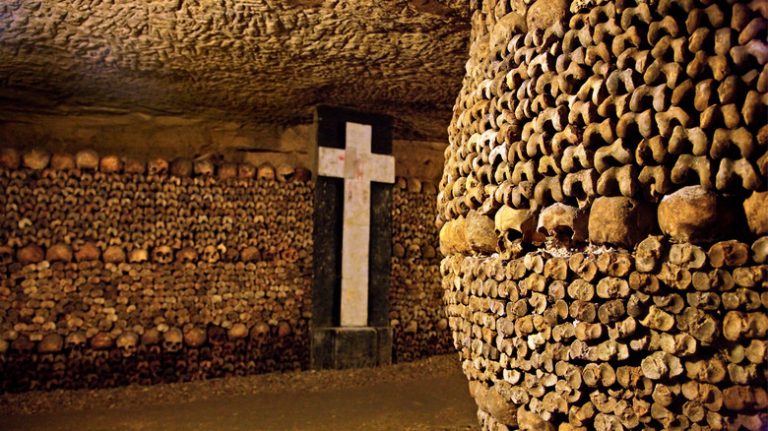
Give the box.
[439,1,768,430]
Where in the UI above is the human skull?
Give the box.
[183,327,207,348]
[0,148,20,169]
[75,150,100,170]
[116,331,139,357]
[22,148,51,170]
[46,243,73,262]
[250,322,270,342]
[51,153,76,170]
[170,158,194,177]
[0,245,13,266]
[99,155,122,173]
[536,203,589,242]
[194,159,215,177]
[275,164,295,182]
[102,246,126,263]
[152,246,174,264]
[257,164,275,181]
[176,247,198,263]
[128,248,149,263]
[238,163,256,179]
[90,332,114,350]
[124,158,146,175]
[218,163,238,180]
[147,157,169,175]
[38,334,64,353]
[202,245,221,263]
[163,327,184,352]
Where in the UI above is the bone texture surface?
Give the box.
[0,149,447,391]
[439,0,768,429]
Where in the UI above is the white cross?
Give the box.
[318,122,396,327]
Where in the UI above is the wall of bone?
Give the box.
[391,177,454,362]
[0,145,449,392]
[437,0,768,429]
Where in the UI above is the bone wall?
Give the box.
[439,0,768,429]
[0,146,450,392]
[391,177,453,361]
[0,148,314,392]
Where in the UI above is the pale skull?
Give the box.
[163,327,184,352]
[194,159,215,176]
[152,246,174,264]
[128,248,149,263]
[147,158,169,175]
[176,247,198,263]
[202,245,220,263]
[116,331,139,357]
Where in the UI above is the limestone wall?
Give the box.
[439,0,768,429]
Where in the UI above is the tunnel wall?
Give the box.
[438,0,767,429]
[0,146,449,392]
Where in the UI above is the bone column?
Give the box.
[318,122,395,326]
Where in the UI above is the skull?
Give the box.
[147,157,169,175]
[67,333,88,350]
[250,322,270,342]
[495,206,541,259]
[162,327,184,352]
[176,247,198,263]
[257,164,275,181]
[22,148,51,170]
[183,327,207,348]
[275,165,295,182]
[124,158,146,175]
[99,155,123,173]
[75,150,99,171]
[102,246,126,263]
[194,159,215,177]
[75,242,101,262]
[218,163,238,180]
[238,163,256,179]
[0,246,13,266]
[241,246,261,262]
[90,332,114,350]
[170,158,194,177]
[152,246,174,264]
[141,328,161,346]
[202,245,221,263]
[38,334,64,354]
[128,248,149,263]
[227,323,249,340]
[536,203,589,243]
[51,153,76,170]
[0,148,20,169]
[46,243,73,262]
[116,331,139,357]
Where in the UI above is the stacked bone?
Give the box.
[439,0,768,429]
[391,177,453,361]
[0,147,313,392]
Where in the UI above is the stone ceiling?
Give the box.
[0,0,470,140]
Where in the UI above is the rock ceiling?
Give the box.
[0,0,470,139]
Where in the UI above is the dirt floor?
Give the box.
[0,354,479,431]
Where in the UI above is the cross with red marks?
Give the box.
[317,123,395,326]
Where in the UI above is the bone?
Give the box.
[22,148,51,170]
[75,150,100,170]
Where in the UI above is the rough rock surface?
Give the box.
[0,0,470,139]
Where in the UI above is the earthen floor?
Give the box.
[0,354,478,431]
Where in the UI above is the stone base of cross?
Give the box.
[310,108,396,369]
